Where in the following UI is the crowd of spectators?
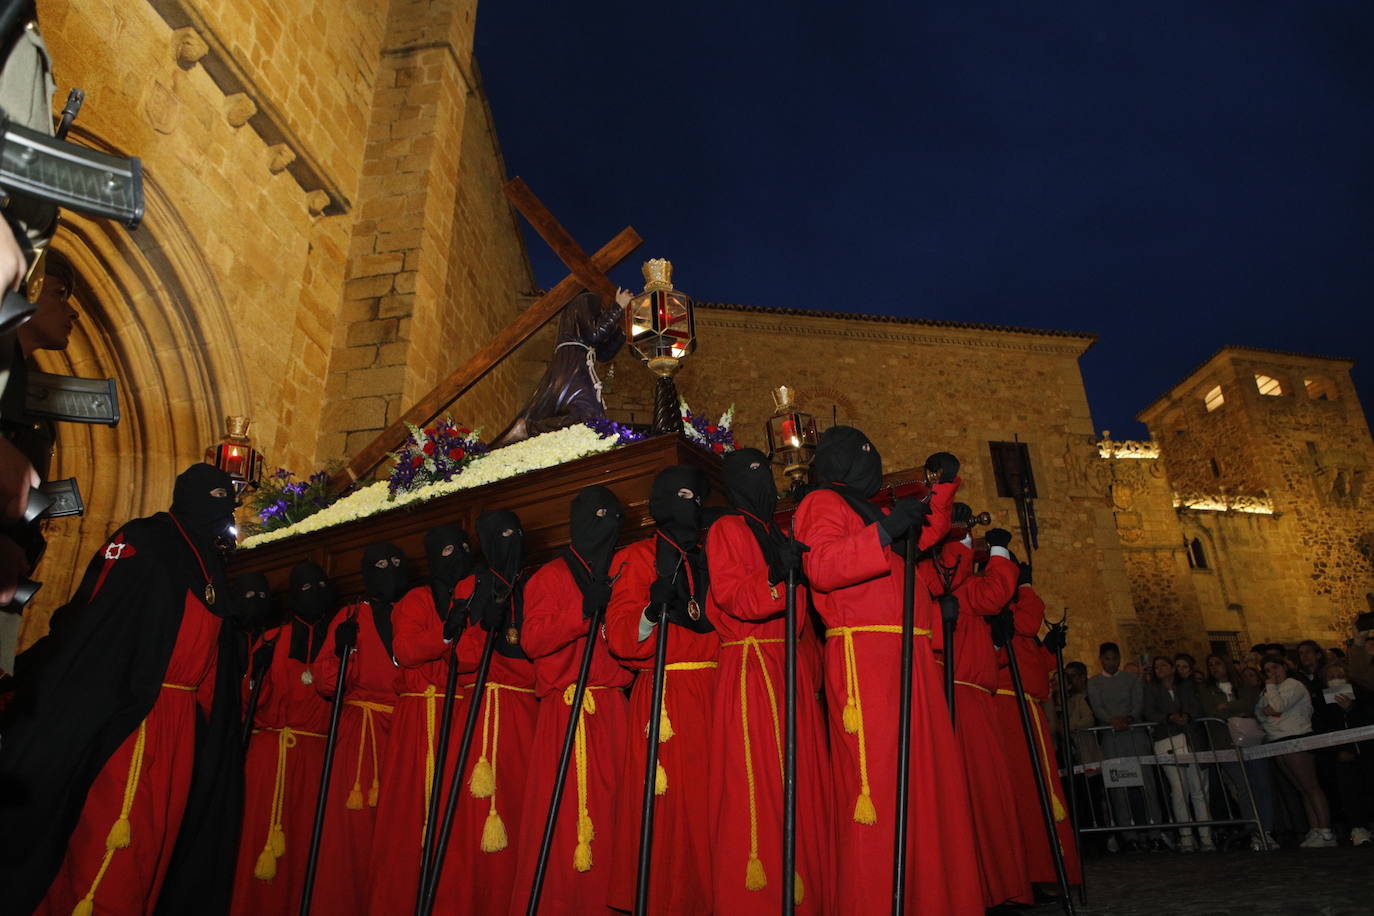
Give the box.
[1054,623,1374,855]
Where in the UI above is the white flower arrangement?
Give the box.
[239,424,622,550]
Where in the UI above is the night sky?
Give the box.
[473,1,1374,438]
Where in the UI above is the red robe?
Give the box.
[604,539,719,916]
[792,482,982,916]
[37,594,221,916]
[367,577,475,916]
[435,618,538,915]
[310,603,400,916]
[924,541,1031,908]
[506,557,633,916]
[994,584,1082,889]
[231,623,331,915]
[704,514,834,915]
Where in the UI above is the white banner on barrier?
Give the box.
[1102,759,1144,788]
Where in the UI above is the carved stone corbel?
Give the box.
[171,26,208,69]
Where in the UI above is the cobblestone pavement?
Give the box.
[1018,846,1374,915]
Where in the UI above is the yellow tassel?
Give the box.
[270,827,286,858]
[745,855,767,891]
[480,809,508,852]
[794,872,805,905]
[105,816,131,850]
[346,785,364,810]
[1053,793,1067,822]
[253,845,278,881]
[578,814,595,843]
[853,791,877,825]
[655,762,668,795]
[573,840,593,872]
[469,757,496,798]
[842,700,860,734]
[72,899,94,916]
[659,706,675,742]
[368,782,380,807]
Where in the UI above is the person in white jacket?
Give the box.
[1257,657,1335,848]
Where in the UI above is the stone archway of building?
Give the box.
[19,129,251,649]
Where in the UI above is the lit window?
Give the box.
[1204,385,1224,412]
[1304,377,1336,401]
[1254,374,1283,397]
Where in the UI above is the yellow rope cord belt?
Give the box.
[933,659,994,695]
[73,683,196,916]
[399,686,465,846]
[823,626,931,826]
[344,700,394,810]
[562,683,613,872]
[252,726,328,881]
[996,689,1067,821]
[643,661,719,797]
[463,681,536,853]
[720,638,803,903]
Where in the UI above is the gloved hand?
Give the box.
[925,451,960,484]
[878,497,929,543]
[769,537,810,585]
[951,502,974,526]
[984,528,1013,549]
[989,610,1013,648]
[582,577,613,619]
[334,619,358,657]
[1043,624,1067,654]
[478,592,507,632]
[1017,562,1033,587]
[938,593,960,624]
[250,640,276,682]
[443,601,467,640]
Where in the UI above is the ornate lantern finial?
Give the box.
[205,414,264,494]
[626,259,696,433]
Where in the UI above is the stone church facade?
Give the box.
[15,0,1372,666]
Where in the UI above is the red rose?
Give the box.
[458,427,472,436]
[422,441,436,455]
[448,447,466,461]
[711,442,725,453]
[706,424,719,434]
[410,455,423,468]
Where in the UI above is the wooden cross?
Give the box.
[329,179,641,491]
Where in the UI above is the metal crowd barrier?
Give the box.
[1067,717,1267,849]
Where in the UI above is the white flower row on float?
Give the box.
[239,424,622,549]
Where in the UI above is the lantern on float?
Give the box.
[625,258,694,433]
[205,415,264,495]
[764,385,819,493]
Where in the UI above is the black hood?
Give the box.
[814,425,883,498]
[723,448,778,522]
[361,542,408,605]
[567,485,624,579]
[425,525,473,618]
[477,510,524,587]
[649,465,708,549]
[288,560,334,663]
[228,572,271,630]
[170,463,238,543]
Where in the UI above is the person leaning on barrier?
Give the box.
[1145,655,1214,852]
[1308,658,1374,848]
[1257,656,1337,849]
[1086,641,1168,851]
[1200,653,1276,851]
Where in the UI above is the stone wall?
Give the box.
[18,0,532,649]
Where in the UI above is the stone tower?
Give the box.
[1121,347,1374,654]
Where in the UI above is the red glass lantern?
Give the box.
[764,386,819,489]
[205,415,264,494]
[626,259,695,432]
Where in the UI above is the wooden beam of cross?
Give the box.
[330,179,641,490]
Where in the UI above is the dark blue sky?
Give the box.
[474,1,1374,438]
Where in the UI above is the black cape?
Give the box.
[0,512,244,915]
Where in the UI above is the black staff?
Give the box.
[1000,616,1075,916]
[1045,610,1086,907]
[527,604,607,915]
[633,589,674,916]
[890,534,918,915]
[417,624,498,916]
[781,564,799,916]
[415,640,461,899]
[299,612,356,916]
[241,633,275,748]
